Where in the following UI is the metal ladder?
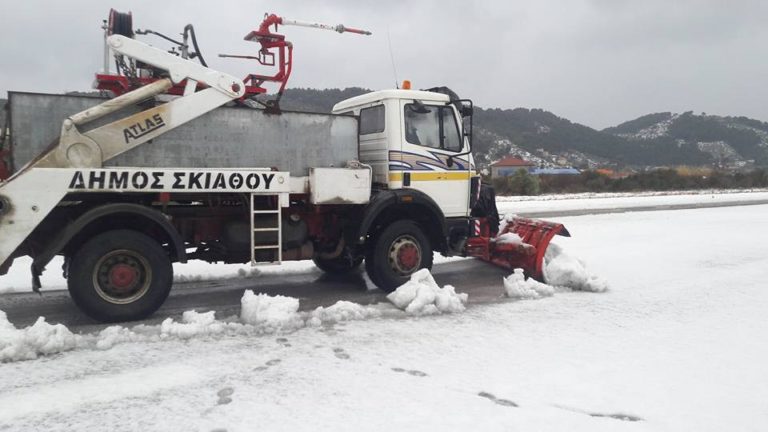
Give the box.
[250,193,282,264]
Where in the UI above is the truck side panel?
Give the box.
[8,92,359,177]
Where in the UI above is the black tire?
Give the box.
[67,229,173,323]
[313,254,363,274]
[365,220,433,292]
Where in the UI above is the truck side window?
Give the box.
[359,105,385,135]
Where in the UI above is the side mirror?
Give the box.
[460,103,473,117]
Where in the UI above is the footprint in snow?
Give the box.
[477,391,518,408]
[589,412,643,422]
[553,404,643,422]
[333,348,350,360]
[320,325,346,336]
[253,358,282,371]
[216,387,234,405]
[391,367,428,377]
[276,337,291,347]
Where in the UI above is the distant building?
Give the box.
[491,157,536,177]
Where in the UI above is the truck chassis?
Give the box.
[0,16,568,323]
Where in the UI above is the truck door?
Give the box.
[396,101,471,217]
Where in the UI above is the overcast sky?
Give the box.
[1,0,766,129]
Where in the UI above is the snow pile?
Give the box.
[159,310,237,339]
[2,293,392,363]
[503,269,555,299]
[543,243,608,292]
[0,311,81,362]
[495,232,524,245]
[95,325,154,351]
[240,291,304,330]
[306,301,381,327]
[1,278,468,363]
[501,242,609,300]
[497,214,514,234]
[386,269,468,315]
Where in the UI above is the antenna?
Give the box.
[386,27,399,89]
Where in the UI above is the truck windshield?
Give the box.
[404,104,462,152]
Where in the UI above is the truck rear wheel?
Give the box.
[313,254,363,274]
[365,220,433,292]
[67,229,173,323]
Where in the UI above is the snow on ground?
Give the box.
[2,189,764,294]
[496,188,768,215]
[0,293,397,363]
[1,204,767,431]
[0,270,472,362]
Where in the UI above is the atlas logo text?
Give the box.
[123,113,166,143]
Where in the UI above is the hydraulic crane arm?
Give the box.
[30,34,245,171]
[0,35,245,273]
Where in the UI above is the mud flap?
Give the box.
[0,168,71,274]
[471,182,500,236]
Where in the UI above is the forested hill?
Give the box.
[602,112,768,168]
[281,88,768,170]
[280,88,369,113]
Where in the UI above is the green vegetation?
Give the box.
[491,169,541,196]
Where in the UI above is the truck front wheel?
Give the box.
[365,220,433,292]
[67,229,173,323]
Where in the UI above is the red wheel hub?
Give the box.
[397,243,420,270]
[108,264,138,290]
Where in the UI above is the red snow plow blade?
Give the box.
[465,217,570,280]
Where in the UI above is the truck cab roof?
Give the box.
[332,89,450,113]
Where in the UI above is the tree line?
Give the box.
[491,168,768,196]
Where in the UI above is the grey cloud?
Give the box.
[1,0,766,129]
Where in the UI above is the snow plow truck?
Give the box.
[0,10,569,322]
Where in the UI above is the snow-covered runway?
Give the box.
[1,203,767,431]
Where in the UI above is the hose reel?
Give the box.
[108,9,134,38]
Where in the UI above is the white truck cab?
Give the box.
[333,89,477,218]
